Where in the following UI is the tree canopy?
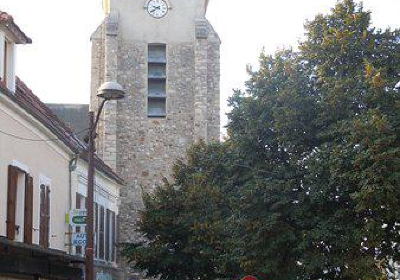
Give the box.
[123,1,400,279]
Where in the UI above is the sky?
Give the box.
[1,0,400,129]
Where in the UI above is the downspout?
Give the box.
[68,154,79,254]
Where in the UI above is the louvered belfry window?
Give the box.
[148,44,167,117]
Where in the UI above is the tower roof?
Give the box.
[0,11,32,44]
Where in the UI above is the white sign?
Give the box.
[69,209,87,226]
[72,233,87,247]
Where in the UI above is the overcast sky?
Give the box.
[1,0,399,127]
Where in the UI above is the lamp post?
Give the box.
[85,82,125,280]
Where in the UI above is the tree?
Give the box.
[123,142,242,280]
[123,1,400,279]
[227,1,400,278]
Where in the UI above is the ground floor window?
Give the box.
[76,192,117,262]
[7,165,33,244]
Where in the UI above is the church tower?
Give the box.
[90,0,220,246]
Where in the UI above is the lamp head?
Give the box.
[395,80,400,90]
[97,81,125,100]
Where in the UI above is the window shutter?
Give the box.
[39,184,46,246]
[6,165,18,240]
[23,175,34,244]
[111,211,116,262]
[106,209,110,261]
[45,186,51,248]
[99,206,104,259]
[95,203,99,258]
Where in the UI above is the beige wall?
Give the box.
[111,0,207,43]
[0,93,122,256]
[0,93,72,251]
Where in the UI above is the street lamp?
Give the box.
[85,81,125,280]
[395,80,400,90]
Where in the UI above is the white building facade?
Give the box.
[0,11,123,280]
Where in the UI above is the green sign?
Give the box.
[69,209,87,226]
[72,216,86,225]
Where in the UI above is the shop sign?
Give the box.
[69,209,87,226]
[72,233,87,247]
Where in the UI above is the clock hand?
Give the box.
[150,5,160,12]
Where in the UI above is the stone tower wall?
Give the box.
[90,4,221,245]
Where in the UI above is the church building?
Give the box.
[48,1,220,279]
[89,0,220,251]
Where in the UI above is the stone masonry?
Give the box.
[90,1,220,278]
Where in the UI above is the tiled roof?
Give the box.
[0,78,124,185]
[46,104,89,142]
[0,10,32,44]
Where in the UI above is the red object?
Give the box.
[241,276,258,280]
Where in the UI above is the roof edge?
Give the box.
[0,78,124,185]
[0,11,32,44]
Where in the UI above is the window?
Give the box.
[73,193,116,262]
[148,44,167,117]
[39,184,51,248]
[6,165,33,244]
[73,190,117,262]
[94,203,117,262]
[104,209,117,262]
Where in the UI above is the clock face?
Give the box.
[147,0,169,19]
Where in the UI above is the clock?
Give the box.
[147,0,169,19]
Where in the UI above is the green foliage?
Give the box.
[123,1,400,279]
[123,143,240,280]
